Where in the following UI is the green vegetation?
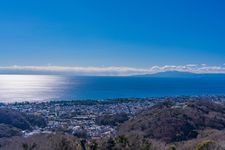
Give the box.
[168,145,176,150]
[195,140,216,150]
[96,113,129,126]
[22,142,36,150]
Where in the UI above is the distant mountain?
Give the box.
[135,71,225,78]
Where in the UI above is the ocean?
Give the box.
[0,75,225,103]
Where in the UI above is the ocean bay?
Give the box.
[0,75,225,103]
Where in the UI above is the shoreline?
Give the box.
[2,95,225,105]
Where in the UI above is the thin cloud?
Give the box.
[0,64,225,76]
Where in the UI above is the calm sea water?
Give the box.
[0,75,225,103]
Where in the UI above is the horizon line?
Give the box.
[0,64,225,76]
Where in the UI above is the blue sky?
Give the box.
[0,0,225,73]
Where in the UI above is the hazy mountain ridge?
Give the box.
[1,70,225,77]
[135,71,225,78]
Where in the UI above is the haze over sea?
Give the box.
[0,75,225,103]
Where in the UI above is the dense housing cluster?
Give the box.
[1,98,157,139]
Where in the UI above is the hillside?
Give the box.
[0,109,32,130]
[119,100,225,143]
[0,124,21,138]
[0,108,47,138]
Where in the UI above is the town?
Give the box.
[1,96,225,140]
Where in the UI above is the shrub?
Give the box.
[168,145,176,150]
[195,140,216,150]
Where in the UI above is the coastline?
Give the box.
[2,95,225,105]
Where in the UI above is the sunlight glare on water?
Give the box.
[0,75,225,103]
[0,75,68,103]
